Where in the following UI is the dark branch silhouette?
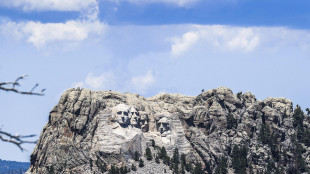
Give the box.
[0,131,37,151]
[0,75,45,96]
[0,75,45,151]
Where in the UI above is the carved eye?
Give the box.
[117,111,122,115]
[131,112,134,115]
[124,112,128,116]
[136,112,139,116]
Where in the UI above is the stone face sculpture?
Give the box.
[139,111,149,132]
[130,107,140,128]
[155,113,171,136]
[112,104,130,127]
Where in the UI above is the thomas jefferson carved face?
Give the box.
[130,107,140,127]
[112,104,130,127]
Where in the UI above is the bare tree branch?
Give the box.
[0,75,45,96]
[0,130,37,151]
[0,75,45,151]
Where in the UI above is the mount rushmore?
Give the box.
[26,87,310,173]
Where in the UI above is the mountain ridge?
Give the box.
[0,159,29,174]
[26,87,310,173]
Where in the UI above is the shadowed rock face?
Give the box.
[26,87,310,174]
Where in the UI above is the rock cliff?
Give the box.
[27,87,310,174]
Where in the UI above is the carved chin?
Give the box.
[118,120,129,126]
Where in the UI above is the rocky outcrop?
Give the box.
[27,87,310,173]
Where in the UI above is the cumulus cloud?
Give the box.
[0,1,105,48]
[130,71,155,94]
[108,0,199,7]
[227,28,259,52]
[73,73,115,90]
[171,31,199,57]
[0,0,97,11]
[170,25,261,57]
[1,20,105,48]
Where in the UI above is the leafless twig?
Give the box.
[0,130,37,151]
[0,75,45,150]
[0,75,45,96]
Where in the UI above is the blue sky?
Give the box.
[1,0,310,162]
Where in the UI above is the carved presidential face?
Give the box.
[156,113,170,135]
[139,111,149,132]
[112,104,130,127]
[157,117,169,134]
[130,107,140,127]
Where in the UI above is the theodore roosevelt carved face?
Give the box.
[139,111,149,132]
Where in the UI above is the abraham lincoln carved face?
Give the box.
[155,112,171,136]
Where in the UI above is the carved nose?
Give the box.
[121,113,125,121]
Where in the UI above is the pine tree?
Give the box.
[173,147,180,173]
[160,146,167,159]
[193,162,203,174]
[155,155,160,163]
[185,162,192,172]
[124,166,128,173]
[180,154,186,165]
[134,151,139,161]
[306,108,310,117]
[109,164,117,174]
[139,159,144,168]
[181,163,185,174]
[120,166,125,174]
[259,124,271,144]
[293,105,304,128]
[151,139,156,147]
[131,164,137,171]
[163,156,170,166]
[146,147,153,160]
[231,145,248,174]
[226,113,237,129]
[214,156,228,174]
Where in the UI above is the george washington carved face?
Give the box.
[112,104,130,127]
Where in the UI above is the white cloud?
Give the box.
[108,0,199,7]
[0,1,105,49]
[25,20,104,48]
[73,72,115,90]
[170,25,261,57]
[171,31,199,56]
[227,28,259,52]
[1,20,105,48]
[0,0,97,11]
[130,71,155,94]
